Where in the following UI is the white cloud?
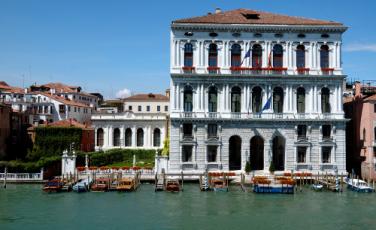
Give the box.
[343,43,376,52]
[116,88,132,99]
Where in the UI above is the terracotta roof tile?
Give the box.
[36,92,90,108]
[123,93,169,102]
[173,8,343,26]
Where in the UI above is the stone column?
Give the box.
[132,126,136,147]
[108,126,113,147]
[171,81,175,110]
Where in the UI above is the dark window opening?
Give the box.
[273,87,284,113]
[322,147,332,163]
[231,44,242,67]
[321,87,331,113]
[297,87,306,113]
[252,44,262,68]
[208,43,218,67]
[208,86,217,113]
[273,44,283,68]
[252,86,262,113]
[182,145,193,162]
[297,147,307,163]
[184,85,193,112]
[297,125,307,140]
[184,43,193,67]
[208,124,218,138]
[183,123,193,138]
[207,146,218,162]
[296,45,306,68]
[322,125,331,139]
[231,86,241,113]
[320,45,329,68]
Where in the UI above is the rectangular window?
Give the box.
[74,107,77,112]
[322,125,331,139]
[165,105,168,112]
[128,106,132,111]
[374,104,376,113]
[138,106,142,112]
[322,147,332,163]
[183,123,193,138]
[297,125,307,140]
[146,106,150,112]
[373,147,376,158]
[207,146,218,162]
[208,124,217,138]
[59,105,65,113]
[297,147,307,163]
[182,145,193,162]
[157,106,160,112]
[68,106,71,112]
[78,108,81,112]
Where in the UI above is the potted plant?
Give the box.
[245,161,251,175]
[269,161,275,175]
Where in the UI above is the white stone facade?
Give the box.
[92,112,168,151]
[169,9,348,174]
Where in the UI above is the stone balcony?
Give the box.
[172,111,345,120]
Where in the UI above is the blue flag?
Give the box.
[241,49,251,65]
[260,96,272,114]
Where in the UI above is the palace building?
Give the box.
[169,8,347,174]
[92,93,169,151]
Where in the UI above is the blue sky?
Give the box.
[0,0,375,99]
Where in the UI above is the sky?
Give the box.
[0,0,376,99]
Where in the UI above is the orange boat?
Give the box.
[116,178,138,192]
[91,178,110,192]
[165,179,180,192]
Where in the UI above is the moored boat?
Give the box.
[345,178,375,193]
[312,184,323,191]
[91,178,111,192]
[211,178,228,192]
[165,179,180,192]
[116,178,137,192]
[73,178,92,193]
[43,179,64,193]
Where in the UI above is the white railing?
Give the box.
[78,168,155,176]
[172,112,345,120]
[0,172,43,181]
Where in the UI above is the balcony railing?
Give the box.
[182,66,195,74]
[231,112,241,119]
[322,136,333,141]
[229,66,288,75]
[297,135,308,141]
[183,112,193,118]
[296,68,310,75]
[207,66,220,74]
[321,68,335,75]
[207,112,219,118]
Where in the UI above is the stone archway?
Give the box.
[229,135,242,170]
[250,136,264,170]
[272,136,285,171]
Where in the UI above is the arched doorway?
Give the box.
[250,136,264,170]
[272,136,285,171]
[229,135,242,170]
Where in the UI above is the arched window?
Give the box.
[231,44,241,67]
[252,44,262,68]
[231,86,241,113]
[208,43,218,67]
[320,45,329,68]
[97,128,104,147]
[125,128,132,147]
[208,86,217,112]
[183,85,193,112]
[252,86,262,113]
[153,128,161,147]
[184,43,193,67]
[273,44,283,68]
[296,45,305,68]
[113,128,120,146]
[321,87,331,113]
[137,128,144,147]
[297,87,306,113]
[273,87,284,113]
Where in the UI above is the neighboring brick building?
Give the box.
[345,82,376,180]
[0,103,11,158]
[28,119,95,152]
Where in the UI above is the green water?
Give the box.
[0,184,375,230]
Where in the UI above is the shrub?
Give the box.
[245,161,251,173]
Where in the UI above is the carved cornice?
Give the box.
[172,23,348,33]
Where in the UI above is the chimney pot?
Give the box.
[215,8,222,14]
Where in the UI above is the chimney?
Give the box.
[215,8,222,14]
[165,89,170,99]
[354,81,361,98]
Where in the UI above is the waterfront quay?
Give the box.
[1,183,376,230]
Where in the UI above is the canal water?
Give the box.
[0,184,375,230]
